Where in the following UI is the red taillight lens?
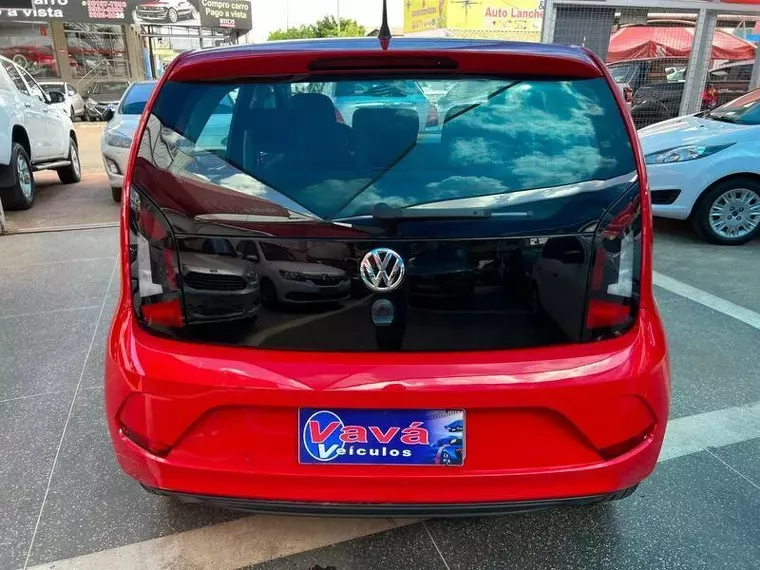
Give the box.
[426,104,439,127]
[128,186,185,329]
[584,193,640,338]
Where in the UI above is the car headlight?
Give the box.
[645,144,733,165]
[279,270,306,281]
[105,131,132,149]
[86,99,97,108]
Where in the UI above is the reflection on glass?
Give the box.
[0,23,58,78]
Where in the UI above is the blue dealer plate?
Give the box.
[298,408,465,465]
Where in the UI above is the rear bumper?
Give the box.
[145,486,636,517]
[106,305,669,508]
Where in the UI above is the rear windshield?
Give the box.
[138,76,635,229]
[120,82,156,115]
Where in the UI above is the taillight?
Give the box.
[584,191,641,338]
[128,186,185,329]
[426,104,439,127]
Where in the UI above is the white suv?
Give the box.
[0,55,81,210]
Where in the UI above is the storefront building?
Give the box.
[0,0,252,87]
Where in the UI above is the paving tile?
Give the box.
[0,392,70,570]
[0,308,99,400]
[426,452,760,570]
[0,227,118,267]
[655,287,760,419]
[0,256,115,317]
[247,522,446,570]
[27,387,242,566]
[654,220,760,306]
[710,437,760,489]
[80,282,119,390]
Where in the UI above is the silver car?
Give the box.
[101,80,156,201]
[38,80,85,121]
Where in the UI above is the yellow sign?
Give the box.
[403,0,446,34]
[404,0,545,42]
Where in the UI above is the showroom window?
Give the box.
[64,23,129,79]
[0,23,58,79]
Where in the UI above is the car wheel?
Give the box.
[111,186,121,202]
[260,279,278,308]
[1,143,35,210]
[692,178,760,245]
[440,451,452,465]
[56,138,82,184]
[168,7,178,22]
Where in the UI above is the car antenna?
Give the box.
[378,0,391,50]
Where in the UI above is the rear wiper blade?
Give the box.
[374,202,491,219]
[334,202,532,222]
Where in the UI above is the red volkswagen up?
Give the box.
[106,37,669,515]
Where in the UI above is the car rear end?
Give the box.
[106,39,669,514]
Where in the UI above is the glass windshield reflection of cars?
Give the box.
[132,76,636,351]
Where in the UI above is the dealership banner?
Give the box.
[0,0,252,30]
[404,0,544,42]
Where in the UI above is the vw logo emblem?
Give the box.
[360,248,405,292]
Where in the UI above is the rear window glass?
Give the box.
[120,82,156,115]
[335,80,422,98]
[139,76,635,226]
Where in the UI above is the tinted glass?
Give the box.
[144,77,635,228]
[335,80,422,98]
[92,81,129,96]
[119,82,156,115]
[708,89,760,125]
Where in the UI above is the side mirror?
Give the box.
[103,107,115,122]
[48,90,65,104]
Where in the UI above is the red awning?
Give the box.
[607,26,756,63]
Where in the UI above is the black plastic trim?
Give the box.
[142,486,637,517]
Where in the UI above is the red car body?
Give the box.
[105,38,669,515]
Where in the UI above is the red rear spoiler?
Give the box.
[167,48,604,83]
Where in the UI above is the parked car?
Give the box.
[429,435,464,465]
[0,55,80,210]
[105,38,668,513]
[607,57,689,95]
[83,80,130,121]
[248,240,351,306]
[630,60,754,128]
[38,80,85,121]
[101,81,156,201]
[178,237,261,324]
[640,87,760,245]
[134,0,198,23]
[0,45,61,77]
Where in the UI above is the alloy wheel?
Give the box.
[17,154,32,199]
[708,188,760,240]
